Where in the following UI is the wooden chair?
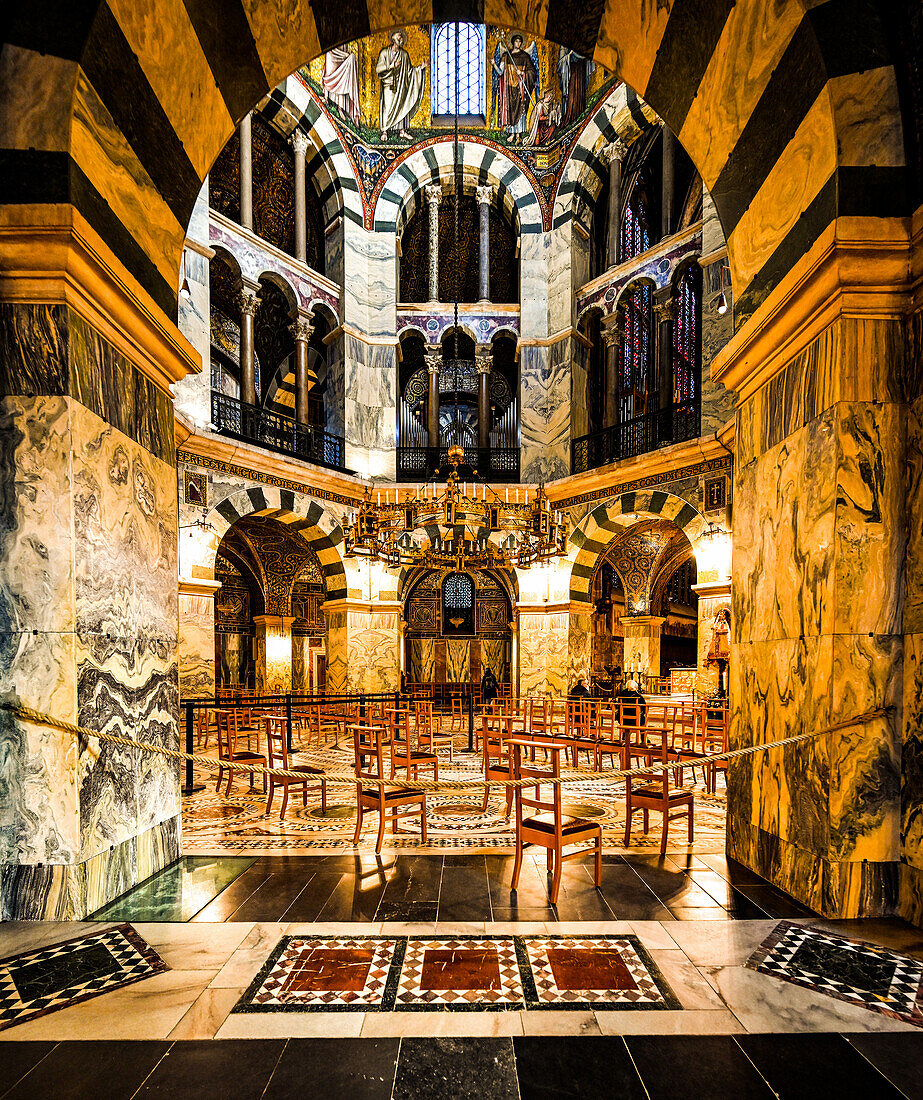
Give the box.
[195,707,213,749]
[624,719,695,856]
[415,699,455,761]
[352,724,427,852]
[509,739,602,904]
[215,709,266,797]
[593,705,624,770]
[389,712,439,782]
[481,711,514,819]
[264,716,327,819]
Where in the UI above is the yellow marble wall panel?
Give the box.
[828,633,901,864]
[71,70,184,292]
[482,0,549,42]
[728,90,837,293]
[594,0,670,103]
[518,610,568,696]
[829,67,905,168]
[325,608,347,692]
[900,862,923,928]
[680,0,802,189]
[901,632,923,885]
[0,47,76,153]
[833,402,906,637]
[481,638,506,679]
[906,394,923,635]
[445,639,470,684]
[567,609,592,687]
[292,634,310,692]
[345,608,400,692]
[107,0,233,178]
[178,593,215,697]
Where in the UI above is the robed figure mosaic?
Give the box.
[491,33,539,144]
[377,30,428,140]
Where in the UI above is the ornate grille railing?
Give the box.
[570,400,700,475]
[211,391,346,471]
[396,446,520,482]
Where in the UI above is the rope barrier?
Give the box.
[0,701,894,794]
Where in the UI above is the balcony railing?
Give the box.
[211,391,346,471]
[570,401,700,475]
[396,446,520,482]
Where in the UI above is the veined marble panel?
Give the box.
[518,610,568,697]
[481,638,505,679]
[343,221,397,339]
[567,609,592,686]
[906,392,923,635]
[179,593,215,698]
[325,609,347,693]
[901,632,923,880]
[519,234,550,337]
[520,342,570,483]
[345,608,400,693]
[409,637,436,683]
[445,638,469,684]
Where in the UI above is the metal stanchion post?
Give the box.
[467,686,474,753]
[286,693,293,753]
[182,701,204,794]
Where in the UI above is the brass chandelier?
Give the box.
[343,446,568,570]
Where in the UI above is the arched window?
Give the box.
[619,183,650,264]
[671,264,701,440]
[618,283,653,449]
[433,23,484,117]
[442,571,475,635]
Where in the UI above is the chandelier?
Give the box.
[344,446,568,570]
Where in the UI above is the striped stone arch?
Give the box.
[552,86,656,230]
[3,2,913,331]
[205,486,347,600]
[567,491,709,605]
[259,80,364,228]
[373,141,543,236]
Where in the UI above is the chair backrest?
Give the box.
[510,740,563,824]
[352,723,385,781]
[265,716,288,769]
[481,711,511,769]
[215,709,240,759]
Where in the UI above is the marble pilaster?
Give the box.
[518,607,569,697]
[253,615,295,694]
[324,599,400,694]
[692,580,731,696]
[178,579,220,698]
[621,616,665,680]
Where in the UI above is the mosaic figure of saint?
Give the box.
[557,47,596,128]
[376,29,427,141]
[491,32,539,145]
[525,88,561,147]
[322,45,360,126]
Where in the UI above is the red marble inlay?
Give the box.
[280,947,375,993]
[546,948,637,991]
[419,947,502,991]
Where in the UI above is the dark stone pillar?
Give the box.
[290,314,314,424]
[239,112,253,231]
[238,286,259,407]
[425,344,441,447]
[602,140,627,269]
[653,286,675,442]
[476,343,492,449]
[661,123,676,240]
[476,185,492,303]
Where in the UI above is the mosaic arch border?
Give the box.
[206,485,348,600]
[567,490,708,605]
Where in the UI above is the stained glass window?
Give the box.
[443,572,474,610]
[433,23,484,116]
[672,264,700,407]
[619,282,652,425]
[619,185,650,263]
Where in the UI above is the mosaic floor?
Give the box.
[235,934,679,1013]
[747,921,923,1029]
[0,924,167,1032]
[182,738,726,854]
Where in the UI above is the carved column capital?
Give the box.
[289,316,314,342]
[475,184,494,207]
[475,345,492,374]
[237,289,260,317]
[425,184,443,207]
[424,346,442,374]
[653,298,676,323]
[290,129,310,158]
[601,139,629,166]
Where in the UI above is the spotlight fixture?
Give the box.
[716,291,728,315]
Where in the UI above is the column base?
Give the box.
[1,815,181,920]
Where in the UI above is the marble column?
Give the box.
[602,317,621,430]
[568,606,593,689]
[425,184,442,303]
[691,580,731,696]
[290,314,314,426]
[178,579,221,698]
[425,344,441,448]
[323,600,401,693]
[239,112,253,232]
[290,128,309,265]
[653,288,675,442]
[253,615,295,694]
[476,184,493,303]
[621,615,665,680]
[518,606,570,697]
[238,285,259,407]
[476,343,492,450]
[601,139,627,269]
[661,123,675,239]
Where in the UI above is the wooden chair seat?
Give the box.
[522,812,600,834]
[632,785,694,801]
[362,785,425,800]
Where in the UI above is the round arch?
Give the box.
[205,485,347,600]
[567,490,710,605]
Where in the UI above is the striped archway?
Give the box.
[3,1,910,333]
[206,485,347,600]
[567,490,709,605]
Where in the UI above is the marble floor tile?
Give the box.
[737,1033,905,1098]
[646,951,727,1011]
[661,920,779,966]
[0,969,219,1040]
[134,1038,284,1098]
[519,1009,600,1035]
[1,1040,168,1100]
[626,921,682,951]
[513,1034,646,1099]
[594,1008,746,1035]
[360,1011,524,1037]
[131,922,255,970]
[0,923,113,961]
[392,1036,519,1099]
[624,1035,774,1097]
[262,1038,399,1100]
[167,986,246,1039]
[215,1010,365,1038]
[210,949,277,989]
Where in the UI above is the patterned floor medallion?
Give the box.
[0,924,169,1031]
[183,737,726,854]
[234,934,677,1013]
[747,922,923,1028]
